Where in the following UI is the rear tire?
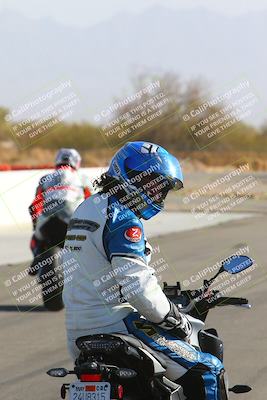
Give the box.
[39,246,64,311]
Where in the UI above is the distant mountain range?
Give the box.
[0,6,266,124]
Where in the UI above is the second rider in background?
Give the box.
[28,148,93,274]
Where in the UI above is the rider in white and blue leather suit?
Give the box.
[63,141,225,400]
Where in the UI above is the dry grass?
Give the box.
[0,143,266,171]
[175,151,267,171]
[0,144,112,168]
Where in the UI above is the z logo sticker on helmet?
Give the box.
[124,227,142,242]
[141,144,159,154]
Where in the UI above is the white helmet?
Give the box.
[55,148,81,170]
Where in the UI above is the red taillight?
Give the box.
[30,237,37,250]
[117,384,124,399]
[80,374,102,382]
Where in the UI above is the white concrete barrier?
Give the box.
[0,169,253,263]
[0,168,103,229]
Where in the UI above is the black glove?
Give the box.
[157,301,192,339]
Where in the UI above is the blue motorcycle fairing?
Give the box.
[124,312,224,400]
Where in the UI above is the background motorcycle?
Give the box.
[47,254,253,399]
[31,215,67,311]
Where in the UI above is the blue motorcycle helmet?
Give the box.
[106,141,183,220]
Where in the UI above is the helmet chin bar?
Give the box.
[128,189,164,220]
[122,167,170,219]
[111,179,164,220]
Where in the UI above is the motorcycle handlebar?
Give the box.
[163,284,250,319]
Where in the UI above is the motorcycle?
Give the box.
[47,254,253,399]
[30,215,67,311]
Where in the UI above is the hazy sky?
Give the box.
[1,0,267,27]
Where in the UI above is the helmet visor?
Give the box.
[125,168,172,205]
[169,178,184,191]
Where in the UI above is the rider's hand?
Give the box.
[157,301,192,339]
[171,312,192,339]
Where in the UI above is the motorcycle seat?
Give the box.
[111,333,167,375]
[76,333,167,376]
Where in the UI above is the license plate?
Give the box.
[69,381,111,400]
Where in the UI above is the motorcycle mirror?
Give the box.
[47,368,69,377]
[222,255,253,275]
[229,385,252,393]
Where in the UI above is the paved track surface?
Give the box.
[0,211,251,264]
[0,212,266,399]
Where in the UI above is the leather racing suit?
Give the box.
[29,165,93,254]
[62,192,224,400]
[29,165,93,256]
